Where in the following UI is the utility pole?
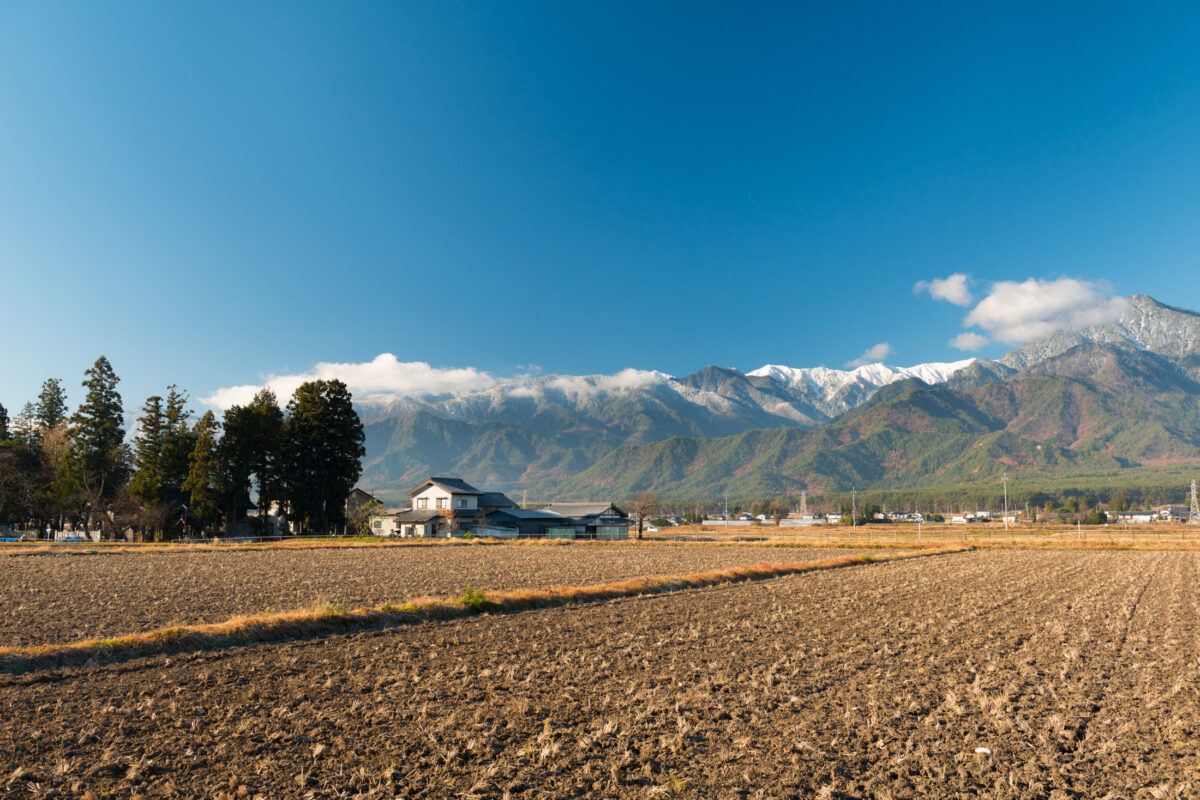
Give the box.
[852,487,857,534]
[1003,471,1009,533]
[1189,480,1200,526]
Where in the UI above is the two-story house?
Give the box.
[383,477,518,538]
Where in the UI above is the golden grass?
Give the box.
[0,536,944,558]
[0,547,967,673]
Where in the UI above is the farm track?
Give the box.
[1,549,1197,798]
[0,544,861,646]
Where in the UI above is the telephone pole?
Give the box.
[1003,471,1009,533]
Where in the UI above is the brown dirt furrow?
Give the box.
[0,549,1187,799]
[0,544,862,646]
[1061,551,1200,797]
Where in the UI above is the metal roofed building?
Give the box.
[541,502,630,540]
[480,508,579,539]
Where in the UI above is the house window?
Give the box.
[436,497,447,509]
[455,498,466,509]
[416,498,427,509]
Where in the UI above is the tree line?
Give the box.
[0,356,366,540]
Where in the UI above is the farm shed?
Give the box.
[542,503,630,540]
[484,509,580,539]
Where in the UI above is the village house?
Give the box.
[371,477,630,540]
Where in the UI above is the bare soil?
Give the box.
[0,543,854,646]
[2,548,1197,798]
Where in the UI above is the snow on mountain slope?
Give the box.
[747,359,977,416]
[1001,295,1200,369]
[366,358,983,441]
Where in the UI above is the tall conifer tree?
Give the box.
[161,386,196,490]
[129,395,166,503]
[280,380,364,534]
[184,411,222,532]
[35,378,68,433]
[65,356,127,499]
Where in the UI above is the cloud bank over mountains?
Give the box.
[964,278,1128,343]
[203,278,1134,410]
[917,275,1128,350]
[201,355,671,411]
[202,354,500,409]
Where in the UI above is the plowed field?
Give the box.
[2,549,1198,799]
[0,543,855,645]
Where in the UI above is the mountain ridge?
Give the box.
[359,294,1200,501]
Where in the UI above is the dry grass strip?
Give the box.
[0,536,956,558]
[0,547,968,674]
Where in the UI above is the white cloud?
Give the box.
[201,353,499,410]
[949,331,990,351]
[963,278,1128,344]
[845,342,892,368]
[546,369,668,396]
[914,273,973,306]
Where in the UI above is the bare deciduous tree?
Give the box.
[632,492,659,540]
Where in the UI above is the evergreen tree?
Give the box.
[219,402,260,528]
[161,385,196,490]
[35,378,67,432]
[64,356,128,500]
[280,380,364,534]
[184,411,222,532]
[219,389,283,530]
[11,403,38,448]
[0,403,8,441]
[246,389,283,520]
[129,395,166,504]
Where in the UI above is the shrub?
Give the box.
[457,585,488,611]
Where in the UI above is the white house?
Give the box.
[369,477,630,539]
[373,477,518,538]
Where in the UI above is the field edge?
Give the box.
[0,547,969,674]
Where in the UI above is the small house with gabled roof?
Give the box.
[372,476,627,540]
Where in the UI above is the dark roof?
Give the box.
[347,488,377,510]
[490,509,576,522]
[478,492,518,508]
[391,510,442,523]
[406,476,484,496]
[543,502,627,519]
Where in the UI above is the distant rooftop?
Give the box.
[406,476,484,496]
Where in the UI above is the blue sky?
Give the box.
[4,2,1200,413]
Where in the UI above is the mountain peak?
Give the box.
[1001,294,1200,369]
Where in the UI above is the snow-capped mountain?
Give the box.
[356,293,1200,499]
[366,359,983,437]
[360,357,989,494]
[1001,294,1200,369]
[747,359,978,417]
